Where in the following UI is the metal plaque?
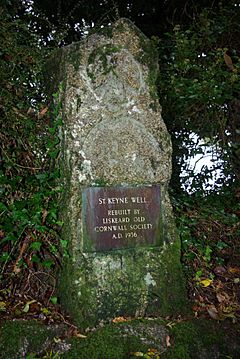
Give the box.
[82,185,161,252]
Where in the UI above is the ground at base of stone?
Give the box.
[0,317,239,359]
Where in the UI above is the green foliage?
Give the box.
[172,188,240,319]
[0,106,63,277]
[0,2,64,297]
[175,191,239,270]
[158,1,240,193]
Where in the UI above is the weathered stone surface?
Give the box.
[2,319,240,358]
[47,18,188,328]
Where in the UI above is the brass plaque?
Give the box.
[82,185,161,252]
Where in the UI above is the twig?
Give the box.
[1,225,28,276]
[2,149,42,170]
[13,235,31,274]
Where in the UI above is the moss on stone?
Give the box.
[136,34,159,100]
[61,323,147,358]
[50,17,188,331]
[113,19,159,100]
[61,318,168,358]
[0,320,66,359]
[1,318,239,358]
[66,42,82,71]
[58,238,189,329]
[163,319,240,359]
[87,43,122,81]
[62,318,240,358]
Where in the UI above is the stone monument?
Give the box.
[47,18,187,328]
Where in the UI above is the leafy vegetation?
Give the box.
[158,3,240,193]
[175,191,240,320]
[0,1,64,310]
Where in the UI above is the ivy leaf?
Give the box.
[42,259,54,268]
[30,242,42,251]
[50,296,58,305]
[60,240,67,248]
[0,202,8,212]
[49,149,59,159]
[31,254,41,263]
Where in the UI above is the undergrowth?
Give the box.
[173,189,240,321]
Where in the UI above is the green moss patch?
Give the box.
[58,243,189,329]
[61,318,169,359]
[0,318,240,358]
[163,319,240,359]
[0,320,66,359]
[62,324,147,359]
[64,318,240,359]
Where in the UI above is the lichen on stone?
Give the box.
[46,18,188,328]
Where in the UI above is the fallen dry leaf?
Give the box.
[112,316,132,323]
[199,278,213,287]
[207,305,219,320]
[70,328,87,339]
[214,266,227,276]
[38,107,48,119]
[53,337,62,343]
[27,107,35,115]
[130,352,144,357]
[166,335,171,347]
[42,209,48,224]
[166,320,177,328]
[228,267,240,275]
[147,348,160,354]
[75,332,87,339]
[65,327,87,339]
[224,53,234,71]
[216,291,230,303]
